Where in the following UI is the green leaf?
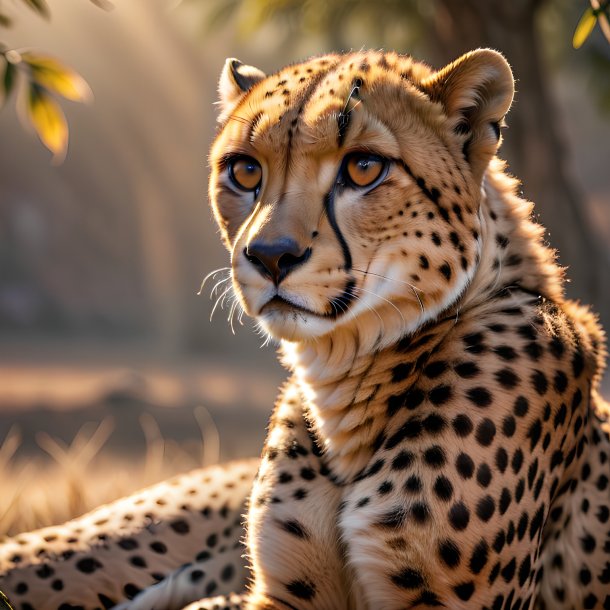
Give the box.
[22,52,92,102]
[25,84,69,160]
[573,7,597,49]
[0,591,14,610]
[2,60,16,104]
[20,0,50,19]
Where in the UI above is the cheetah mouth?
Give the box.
[259,280,357,320]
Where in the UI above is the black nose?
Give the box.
[245,238,311,285]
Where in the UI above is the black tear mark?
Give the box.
[324,185,352,270]
[491,121,501,140]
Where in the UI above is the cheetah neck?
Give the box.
[280,159,564,482]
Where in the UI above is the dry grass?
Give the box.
[0,407,219,537]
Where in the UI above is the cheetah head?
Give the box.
[208,50,514,344]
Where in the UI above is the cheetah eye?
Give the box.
[343,153,387,189]
[228,156,262,192]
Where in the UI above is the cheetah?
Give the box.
[2,49,610,610]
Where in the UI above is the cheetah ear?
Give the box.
[218,58,266,123]
[422,49,514,183]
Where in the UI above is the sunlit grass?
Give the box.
[0,407,217,537]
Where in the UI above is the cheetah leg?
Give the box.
[243,381,352,610]
[0,460,258,610]
[111,545,248,610]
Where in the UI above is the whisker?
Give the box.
[198,267,231,295]
[352,267,425,314]
[210,285,232,321]
[352,285,406,326]
[210,276,230,299]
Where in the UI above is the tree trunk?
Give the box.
[429,0,610,332]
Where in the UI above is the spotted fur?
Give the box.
[2,49,609,610]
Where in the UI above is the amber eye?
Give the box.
[344,153,386,188]
[228,156,262,192]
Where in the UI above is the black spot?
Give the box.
[529,504,546,541]
[118,538,138,551]
[453,581,475,601]
[553,371,568,394]
[419,254,429,269]
[392,362,413,382]
[477,463,492,487]
[454,361,480,379]
[433,476,454,501]
[452,414,473,437]
[495,447,508,473]
[493,345,517,361]
[428,385,452,406]
[580,532,596,553]
[572,351,585,377]
[391,567,424,589]
[123,583,141,599]
[501,558,516,583]
[448,502,470,531]
[550,336,565,358]
[129,556,147,568]
[502,415,516,438]
[405,388,426,410]
[439,263,452,280]
[439,539,461,568]
[418,415,444,438]
[205,580,217,595]
[404,475,423,494]
[527,419,542,450]
[423,446,446,468]
[495,368,520,389]
[280,519,309,539]
[456,453,474,479]
[475,419,496,446]
[469,540,489,574]
[411,502,430,524]
[512,448,524,474]
[391,450,415,470]
[376,507,407,529]
[286,579,316,599]
[513,396,529,417]
[221,563,235,582]
[35,564,54,578]
[517,512,529,540]
[190,569,204,583]
[476,495,495,522]
[499,488,512,515]
[467,387,492,407]
[76,557,103,574]
[385,417,423,449]
[52,579,64,591]
[515,478,525,503]
[170,519,190,535]
[97,594,115,609]
[300,467,316,481]
[531,370,548,395]
[518,555,532,587]
[378,481,393,495]
[492,530,506,553]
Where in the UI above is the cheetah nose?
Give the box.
[245,238,311,285]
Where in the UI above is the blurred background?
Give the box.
[0,0,609,534]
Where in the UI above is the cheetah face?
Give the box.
[209,51,513,342]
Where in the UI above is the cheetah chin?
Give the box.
[2,49,610,610]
